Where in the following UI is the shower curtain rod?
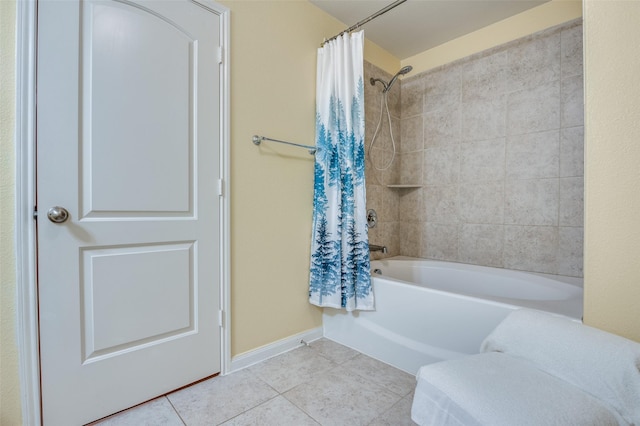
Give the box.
[252,135,317,155]
[321,0,407,47]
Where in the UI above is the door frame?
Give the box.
[14,0,231,423]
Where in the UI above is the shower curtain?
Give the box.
[309,31,373,311]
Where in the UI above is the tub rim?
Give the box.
[369,256,583,319]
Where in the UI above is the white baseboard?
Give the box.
[228,327,323,374]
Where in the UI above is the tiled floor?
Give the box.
[92,339,418,425]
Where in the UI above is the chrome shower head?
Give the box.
[398,65,413,75]
[383,65,413,93]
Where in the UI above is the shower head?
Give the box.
[383,65,413,93]
[398,65,413,75]
[369,65,413,93]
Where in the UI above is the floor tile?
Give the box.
[343,354,416,397]
[368,396,417,426]
[90,397,184,426]
[220,395,320,426]
[283,366,402,426]
[248,346,337,393]
[167,369,278,425]
[88,341,418,426]
[309,338,361,364]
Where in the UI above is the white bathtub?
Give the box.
[323,256,583,375]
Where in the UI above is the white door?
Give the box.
[36,0,225,424]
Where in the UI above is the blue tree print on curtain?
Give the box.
[309,31,373,311]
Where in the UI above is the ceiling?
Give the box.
[310,0,550,59]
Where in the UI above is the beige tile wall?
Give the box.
[365,19,584,277]
[364,61,402,259]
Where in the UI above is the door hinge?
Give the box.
[33,207,38,220]
[218,178,224,197]
[218,310,224,328]
[217,46,223,64]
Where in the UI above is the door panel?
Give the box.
[84,1,195,215]
[81,242,195,360]
[37,1,223,424]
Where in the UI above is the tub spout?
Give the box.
[370,244,388,254]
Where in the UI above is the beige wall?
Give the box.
[583,0,640,342]
[1,0,22,424]
[220,0,398,357]
[222,0,328,356]
[403,0,583,74]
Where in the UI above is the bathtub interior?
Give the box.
[371,257,583,301]
[323,257,584,375]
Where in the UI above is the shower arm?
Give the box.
[370,78,388,92]
[384,74,401,93]
[370,66,413,93]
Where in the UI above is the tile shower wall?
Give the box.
[365,19,584,277]
[364,62,402,258]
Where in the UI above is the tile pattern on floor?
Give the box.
[92,338,417,426]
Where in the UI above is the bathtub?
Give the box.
[322,256,583,375]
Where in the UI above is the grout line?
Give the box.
[165,396,188,426]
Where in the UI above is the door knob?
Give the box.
[47,206,69,223]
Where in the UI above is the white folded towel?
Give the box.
[413,352,620,426]
[480,309,640,426]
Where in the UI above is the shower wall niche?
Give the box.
[364,19,584,278]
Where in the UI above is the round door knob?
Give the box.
[47,206,69,223]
